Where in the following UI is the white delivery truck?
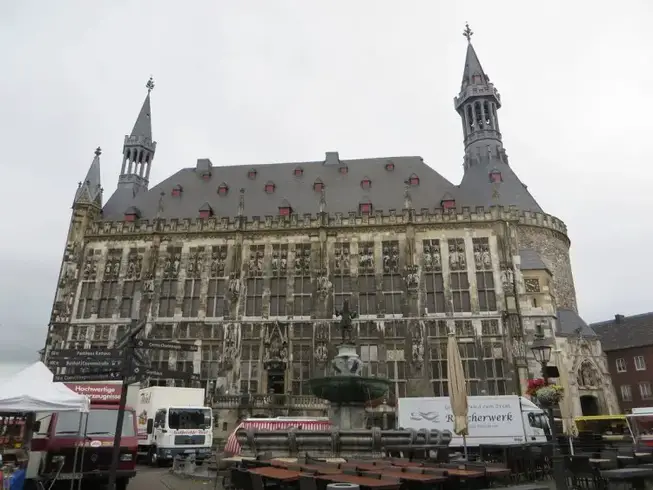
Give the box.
[397,395,549,447]
[136,386,213,466]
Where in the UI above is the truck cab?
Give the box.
[141,405,213,465]
[27,388,138,490]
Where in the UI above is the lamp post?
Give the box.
[531,337,567,490]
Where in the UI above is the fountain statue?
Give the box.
[308,300,391,429]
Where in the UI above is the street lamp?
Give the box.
[531,337,567,490]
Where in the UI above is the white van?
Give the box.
[397,396,549,447]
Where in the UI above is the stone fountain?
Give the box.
[308,300,392,429]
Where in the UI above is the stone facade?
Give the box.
[43,30,619,442]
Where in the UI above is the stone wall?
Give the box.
[517,225,577,312]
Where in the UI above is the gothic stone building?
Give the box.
[44,33,619,437]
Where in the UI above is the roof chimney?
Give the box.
[615,314,625,324]
[324,151,340,166]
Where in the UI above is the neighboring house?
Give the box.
[592,313,653,413]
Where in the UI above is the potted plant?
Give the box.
[527,378,564,407]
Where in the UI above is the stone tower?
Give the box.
[45,148,103,348]
[117,77,156,194]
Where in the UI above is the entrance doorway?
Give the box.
[580,395,600,416]
[266,362,286,395]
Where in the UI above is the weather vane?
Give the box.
[146,76,155,93]
[94,146,102,157]
[463,22,473,43]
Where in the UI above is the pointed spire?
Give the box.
[131,78,153,140]
[118,78,157,194]
[74,147,103,207]
[460,24,489,90]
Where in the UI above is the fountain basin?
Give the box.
[309,376,391,404]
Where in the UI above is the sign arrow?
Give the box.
[49,348,123,360]
[53,371,123,383]
[47,358,123,369]
[131,339,199,352]
[129,367,200,383]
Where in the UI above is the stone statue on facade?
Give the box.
[335,299,357,343]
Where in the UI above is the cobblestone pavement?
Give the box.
[131,466,221,490]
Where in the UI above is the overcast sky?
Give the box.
[1,1,651,365]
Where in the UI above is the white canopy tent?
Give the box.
[0,361,89,413]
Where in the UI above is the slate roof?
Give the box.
[519,249,550,273]
[591,312,653,351]
[101,155,460,221]
[457,154,544,213]
[99,37,546,220]
[557,309,597,338]
[74,148,102,205]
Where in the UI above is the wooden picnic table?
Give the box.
[299,464,342,474]
[366,469,447,483]
[317,473,402,489]
[249,466,308,482]
[438,468,484,479]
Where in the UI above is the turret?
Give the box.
[117,77,156,195]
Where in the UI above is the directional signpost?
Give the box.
[46,314,201,490]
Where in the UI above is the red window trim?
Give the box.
[125,214,136,222]
[265,184,275,193]
[279,207,292,216]
[361,179,371,189]
[489,171,503,183]
[339,166,348,174]
[199,210,212,219]
[359,203,372,214]
[218,185,229,196]
[441,199,456,209]
[313,182,324,192]
[385,162,395,171]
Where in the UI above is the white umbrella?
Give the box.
[554,350,577,453]
[447,332,469,457]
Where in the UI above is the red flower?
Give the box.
[526,378,550,396]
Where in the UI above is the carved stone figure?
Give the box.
[335,299,357,343]
[210,249,227,277]
[163,253,181,279]
[221,324,238,369]
[314,321,330,363]
[577,361,599,388]
[186,250,204,279]
[448,241,466,270]
[404,265,419,292]
[294,247,310,273]
[126,252,142,280]
[263,322,288,367]
[423,242,442,272]
[473,241,492,270]
[335,245,350,272]
[359,247,374,270]
[82,254,98,280]
[316,275,332,297]
[228,274,241,299]
[383,246,399,273]
[501,267,514,291]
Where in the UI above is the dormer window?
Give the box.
[489,168,503,183]
[199,202,213,219]
[279,199,292,216]
[171,184,183,197]
[217,182,229,196]
[441,198,456,209]
[339,166,348,174]
[264,181,276,194]
[360,177,372,190]
[201,171,211,181]
[313,178,324,192]
[124,206,141,222]
[293,166,303,177]
[385,161,395,171]
[247,168,257,180]
[407,173,420,186]
[359,200,373,215]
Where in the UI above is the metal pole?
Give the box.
[107,343,132,490]
[542,361,567,490]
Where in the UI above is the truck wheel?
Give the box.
[116,478,129,490]
[148,447,158,467]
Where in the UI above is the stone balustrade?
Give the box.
[211,393,329,411]
[235,427,452,459]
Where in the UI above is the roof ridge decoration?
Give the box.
[74,147,103,207]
